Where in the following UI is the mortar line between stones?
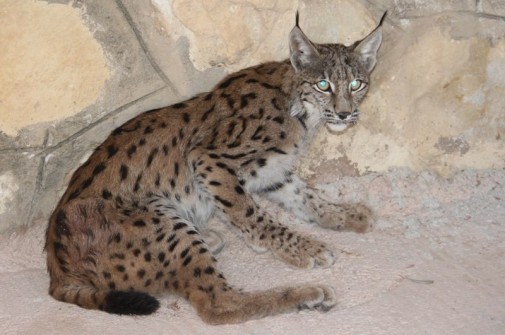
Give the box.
[114,0,180,95]
[401,10,505,22]
[26,130,50,226]
[43,85,167,156]
[475,0,482,12]
[0,146,45,154]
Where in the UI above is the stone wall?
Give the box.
[0,0,504,232]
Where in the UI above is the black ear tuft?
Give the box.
[295,11,300,28]
[379,11,388,26]
[353,13,385,73]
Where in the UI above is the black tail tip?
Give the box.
[104,291,160,316]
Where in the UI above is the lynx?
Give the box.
[45,13,385,324]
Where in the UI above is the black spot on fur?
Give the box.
[235,185,245,194]
[147,148,159,167]
[168,239,180,252]
[144,126,154,134]
[180,247,190,259]
[217,73,247,89]
[173,102,187,109]
[271,98,282,110]
[81,177,93,190]
[261,82,281,90]
[137,269,146,279]
[182,256,192,266]
[221,152,248,159]
[182,113,190,123]
[67,188,81,201]
[102,189,112,200]
[245,207,254,217]
[204,266,215,275]
[214,195,233,208]
[107,145,118,158]
[259,182,285,193]
[55,210,70,238]
[93,162,105,176]
[201,105,215,121]
[266,147,288,155]
[133,220,146,227]
[119,164,128,181]
[272,116,284,124]
[133,173,142,192]
[240,92,257,108]
[173,222,187,230]
[127,145,137,158]
[227,121,237,136]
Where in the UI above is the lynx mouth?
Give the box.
[326,121,349,132]
[325,112,360,132]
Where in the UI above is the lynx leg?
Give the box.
[190,150,334,269]
[259,174,375,233]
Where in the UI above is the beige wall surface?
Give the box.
[0,0,504,231]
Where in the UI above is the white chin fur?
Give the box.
[326,123,348,132]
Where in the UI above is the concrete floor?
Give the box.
[1,169,504,334]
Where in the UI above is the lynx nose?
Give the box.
[337,112,351,120]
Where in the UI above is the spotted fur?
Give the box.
[45,13,384,324]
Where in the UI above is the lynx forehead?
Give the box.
[45,12,384,324]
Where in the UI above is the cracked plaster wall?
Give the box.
[0,0,504,232]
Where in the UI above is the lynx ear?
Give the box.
[289,13,320,72]
[353,11,386,73]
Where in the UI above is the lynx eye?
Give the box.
[349,79,366,92]
[315,80,331,92]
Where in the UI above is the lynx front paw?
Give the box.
[316,203,375,233]
[272,234,335,269]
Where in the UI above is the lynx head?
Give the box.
[289,12,385,132]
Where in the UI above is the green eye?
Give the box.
[350,79,364,91]
[316,80,331,92]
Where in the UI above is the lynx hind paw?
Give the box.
[343,203,375,233]
[299,285,337,311]
[317,203,375,233]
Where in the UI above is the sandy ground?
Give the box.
[1,169,504,335]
